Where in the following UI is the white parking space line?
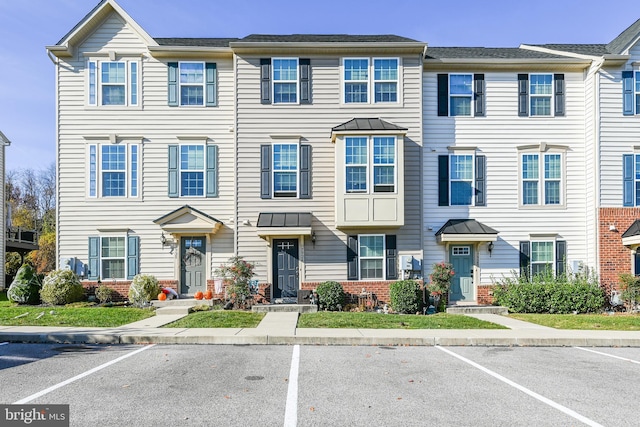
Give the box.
[284,345,300,427]
[575,346,640,364]
[13,344,155,404]
[436,346,604,427]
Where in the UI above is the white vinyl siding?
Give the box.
[87,59,139,107]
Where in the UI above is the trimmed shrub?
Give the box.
[7,264,43,305]
[95,284,115,304]
[389,280,423,314]
[128,274,160,307]
[618,274,640,311]
[492,268,605,314]
[316,281,345,311]
[40,269,85,306]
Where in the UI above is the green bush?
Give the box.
[40,269,85,306]
[95,284,115,304]
[128,274,160,307]
[618,274,640,310]
[316,281,345,311]
[389,280,423,314]
[7,264,43,305]
[492,268,605,314]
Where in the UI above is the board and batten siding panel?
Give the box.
[57,16,236,282]
[235,55,423,283]
[422,70,589,285]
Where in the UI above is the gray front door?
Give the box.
[273,239,299,300]
[449,245,474,302]
[180,236,206,295]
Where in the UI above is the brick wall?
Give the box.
[477,285,493,305]
[302,280,424,306]
[599,207,640,291]
[83,280,178,302]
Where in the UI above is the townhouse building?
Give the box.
[47,0,640,305]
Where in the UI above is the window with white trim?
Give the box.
[180,145,205,196]
[521,153,562,206]
[343,58,398,104]
[101,236,126,279]
[179,62,205,106]
[345,136,396,193]
[88,144,139,198]
[529,74,553,116]
[449,74,473,116]
[359,235,385,279]
[88,60,139,106]
[530,241,554,276]
[450,155,474,205]
[273,58,299,103]
[273,143,298,196]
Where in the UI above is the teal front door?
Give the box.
[180,236,207,295]
[449,245,474,302]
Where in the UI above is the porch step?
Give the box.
[446,305,508,315]
[252,304,318,314]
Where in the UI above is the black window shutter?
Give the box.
[385,235,398,280]
[635,252,640,276]
[260,144,272,199]
[474,74,485,117]
[168,62,178,107]
[438,155,449,206]
[475,155,486,206]
[347,235,359,280]
[555,240,566,277]
[623,154,634,207]
[519,241,530,280]
[299,58,311,104]
[437,74,448,116]
[518,74,529,117]
[623,71,634,116]
[260,58,271,104]
[299,144,311,199]
[554,74,565,117]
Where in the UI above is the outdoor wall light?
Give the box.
[311,230,316,244]
[487,241,494,257]
[161,233,167,246]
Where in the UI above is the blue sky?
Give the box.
[0,0,637,171]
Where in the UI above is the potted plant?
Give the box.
[427,262,454,312]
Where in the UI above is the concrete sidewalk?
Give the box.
[2,312,640,347]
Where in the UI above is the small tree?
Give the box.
[215,256,255,308]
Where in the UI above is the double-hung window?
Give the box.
[273,59,298,103]
[529,74,553,116]
[88,235,139,280]
[450,155,474,205]
[179,62,205,106]
[168,62,216,107]
[521,153,562,206]
[518,73,564,117]
[359,235,385,279]
[519,239,566,279]
[168,144,218,198]
[345,136,396,193]
[438,154,486,206]
[101,236,126,279]
[88,144,139,198]
[437,74,485,117]
[260,143,311,199]
[273,143,298,196]
[346,234,398,281]
[260,58,310,104]
[449,74,473,116]
[88,60,139,106]
[344,58,399,104]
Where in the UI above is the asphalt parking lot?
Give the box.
[1,343,638,426]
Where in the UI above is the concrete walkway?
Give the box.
[2,311,640,347]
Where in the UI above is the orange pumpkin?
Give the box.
[194,291,204,300]
[204,290,213,300]
[158,292,167,301]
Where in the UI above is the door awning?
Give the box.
[622,220,640,247]
[256,212,312,238]
[435,219,498,244]
[153,205,223,235]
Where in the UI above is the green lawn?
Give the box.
[0,304,155,327]
[509,313,640,330]
[163,310,265,328]
[298,312,507,329]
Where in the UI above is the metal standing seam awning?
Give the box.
[256,212,313,239]
[622,220,640,247]
[435,219,498,244]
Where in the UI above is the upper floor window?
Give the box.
[168,62,216,107]
[88,144,139,198]
[273,143,298,196]
[343,58,399,104]
[260,143,311,199]
[622,70,640,115]
[260,58,310,105]
[168,144,218,198]
[438,154,486,206]
[518,73,564,117]
[88,60,138,107]
[521,153,562,206]
[345,136,396,193]
[623,153,640,206]
[437,74,485,117]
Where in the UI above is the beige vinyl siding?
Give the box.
[584,69,598,268]
[423,70,590,284]
[56,11,235,281]
[235,54,423,283]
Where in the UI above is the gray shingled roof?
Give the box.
[332,118,407,132]
[239,34,420,43]
[607,18,640,54]
[424,47,572,60]
[435,219,498,236]
[257,212,312,228]
[527,44,609,56]
[155,38,239,47]
[622,220,640,239]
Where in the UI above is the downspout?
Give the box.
[589,58,605,276]
[232,52,239,257]
[47,49,61,271]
